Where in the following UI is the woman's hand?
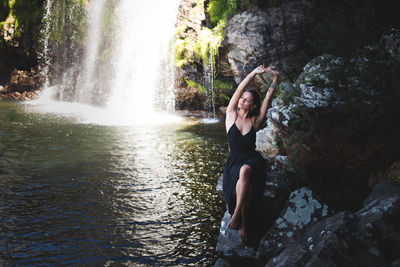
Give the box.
[266,65,279,77]
[253,65,267,75]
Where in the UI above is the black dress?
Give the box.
[223,120,265,215]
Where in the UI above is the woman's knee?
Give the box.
[239,165,252,180]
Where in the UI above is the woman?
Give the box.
[223,64,278,241]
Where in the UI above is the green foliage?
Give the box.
[175,0,237,71]
[206,0,236,27]
[8,0,15,9]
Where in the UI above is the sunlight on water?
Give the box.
[25,98,181,126]
[200,118,221,124]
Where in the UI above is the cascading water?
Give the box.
[106,0,179,117]
[34,0,180,125]
[203,47,216,116]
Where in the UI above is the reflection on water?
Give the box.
[0,100,227,265]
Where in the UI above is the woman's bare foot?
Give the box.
[238,226,247,241]
[227,211,240,229]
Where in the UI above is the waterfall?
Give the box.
[35,0,180,125]
[75,0,107,105]
[38,0,52,90]
[106,0,179,116]
[203,47,216,116]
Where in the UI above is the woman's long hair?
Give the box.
[246,88,261,117]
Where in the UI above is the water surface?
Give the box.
[0,100,227,265]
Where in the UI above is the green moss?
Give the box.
[194,26,224,66]
[185,79,206,93]
[175,37,195,67]
[213,79,233,106]
[214,79,232,90]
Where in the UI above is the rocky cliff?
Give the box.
[214,27,400,267]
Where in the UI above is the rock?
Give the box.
[382,28,400,60]
[216,175,223,194]
[224,1,312,83]
[263,39,400,210]
[256,119,280,158]
[8,68,42,93]
[272,50,400,173]
[213,258,232,267]
[257,187,331,264]
[215,211,257,262]
[369,161,400,187]
[363,181,400,207]
[389,258,400,267]
[266,182,400,267]
[267,103,298,129]
[274,155,288,168]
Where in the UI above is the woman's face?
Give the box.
[238,92,255,111]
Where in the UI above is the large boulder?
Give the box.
[223,0,312,83]
[274,53,400,173]
[264,32,400,210]
[266,182,400,267]
[257,187,331,265]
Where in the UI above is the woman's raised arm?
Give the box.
[253,66,279,131]
[226,65,266,114]
[225,65,267,131]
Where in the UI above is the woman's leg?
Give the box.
[238,184,252,241]
[227,164,252,240]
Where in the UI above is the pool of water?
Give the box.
[0,100,227,265]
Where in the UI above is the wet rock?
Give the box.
[215,211,257,262]
[257,187,331,264]
[266,182,400,267]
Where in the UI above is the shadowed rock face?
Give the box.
[223,0,313,83]
[270,52,400,174]
[257,31,400,210]
[265,182,400,267]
